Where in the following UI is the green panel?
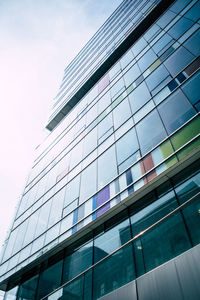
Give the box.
[170,117,200,151]
[149,58,161,72]
[126,83,135,94]
[177,138,200,160]
[110,94,123,110]
[98,110,107,122]
[160,139,174,159]
[165,155,178,168]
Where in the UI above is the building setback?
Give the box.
[1,0,200,299]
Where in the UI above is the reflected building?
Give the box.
[1,0,200,299]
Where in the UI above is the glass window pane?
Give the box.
[183,28,200,57]
[110,78,125,100]
[37,261,62,300]
[93,244,135,300]
[116,128,139,165]
[138,49,157,72]
[182,71,200,105]
[98,113,113,139]
[63,240,93,282]
[131,190,178,236]
[98,91,111,114]
[136,109,167,155]
[113,98,131,130]
[145,64,171,93]
[17,275,38,300]
[164,46,194,77]
[124,63,141,87]
[94,218,131,263]
[64,175,80,206]
[168,17,193,39]
[138,212,191,272]
[83,127,97,158]
[157,89,196,135]
[79,161,97,204]
[98,145,118,189]
[128,82,151,114]
[131,37,147,56]
[120,49,134,69]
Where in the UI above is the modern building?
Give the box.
[1,0,200,299]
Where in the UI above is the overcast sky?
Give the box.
[0,0,122,255]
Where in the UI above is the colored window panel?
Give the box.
[98,73,110,94]
[116,127,139,165]
[182,71,200,105]
[136,109,167,155]
[98,145,118,189]
[184,57,200,77]
[129,81,151,114]
[96,185,110,217]
[113,98,131,129]
[138,49,157,72]
[158,89,196,135]
[164,46,194,77]
[124,63,141,87]
[79,161,97,204]
[170,116,200,151]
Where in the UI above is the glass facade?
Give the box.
[1,0,200,299]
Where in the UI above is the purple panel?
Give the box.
[97,202,110,217]
[97,185,110,207]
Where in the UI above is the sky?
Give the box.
[0,0,122,258]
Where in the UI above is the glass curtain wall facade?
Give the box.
[1,0,200,299]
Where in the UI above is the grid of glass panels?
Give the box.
[1,0,200,287]
[51,0,162,118]
[3,162,200,299]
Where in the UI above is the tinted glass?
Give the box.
[129,82,151,114]
[136,110,167,155]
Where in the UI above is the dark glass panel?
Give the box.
[94,218,131,263]
[36,261,62,300]
[182,71,200,105]
[116,127,139,165]
[128,82,151,114]
[93,244,135,299]
[181,196,200,246]
[138,49,157,72]
[145,64,171,93]
[158,89,196,135]
[17,275,38,300]
[136,109,167,155]
[183,29,200,58]
[139,212,191,272]
[184,2,200,22]
[63,240,93,282]
[164,46,194,77]
[168,17,193,40]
